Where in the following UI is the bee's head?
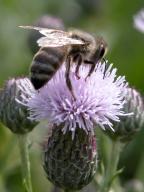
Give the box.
[69,29,93,41]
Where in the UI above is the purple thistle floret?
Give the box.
[26,61,128,138]
[133,9,144,33]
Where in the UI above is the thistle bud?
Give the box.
[107,88,144,142]
[0,78,36,134]
[43,125,97,190]
[28,15,65,54]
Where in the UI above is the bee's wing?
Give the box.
[19,25,68,37]
[19,25,84,47]
[37,36,84,47]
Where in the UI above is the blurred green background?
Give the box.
[0,0,144,191]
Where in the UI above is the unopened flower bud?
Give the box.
[0,77,36,134]
[28,15,65,54]
[43,125,97,190]
[107,88,144,142]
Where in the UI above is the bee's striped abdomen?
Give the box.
[30,47,66,89]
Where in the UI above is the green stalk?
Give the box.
[0,174,6,192]
[99,139,122,192]
[0,136,16,174]
[18,134,33,192]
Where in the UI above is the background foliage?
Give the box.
[0,0,144,191]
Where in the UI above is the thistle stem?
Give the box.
[0,136,16,174]
[18,134,33,192]
[99,139,122,192]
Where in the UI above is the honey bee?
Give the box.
[20,26,107,99]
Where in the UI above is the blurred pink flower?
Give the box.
[26,61,128,138]
[134,9,144,33]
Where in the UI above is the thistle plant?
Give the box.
[0,77,36,192]
[25,61,128,191]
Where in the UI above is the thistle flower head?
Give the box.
[133,8,144,33]
[26,61,127,137]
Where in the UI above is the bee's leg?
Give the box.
[102,58,108,78]
[75,54,82,79]
[84,60,96,80]
[102,58,106,64]
[65,56,76,100]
